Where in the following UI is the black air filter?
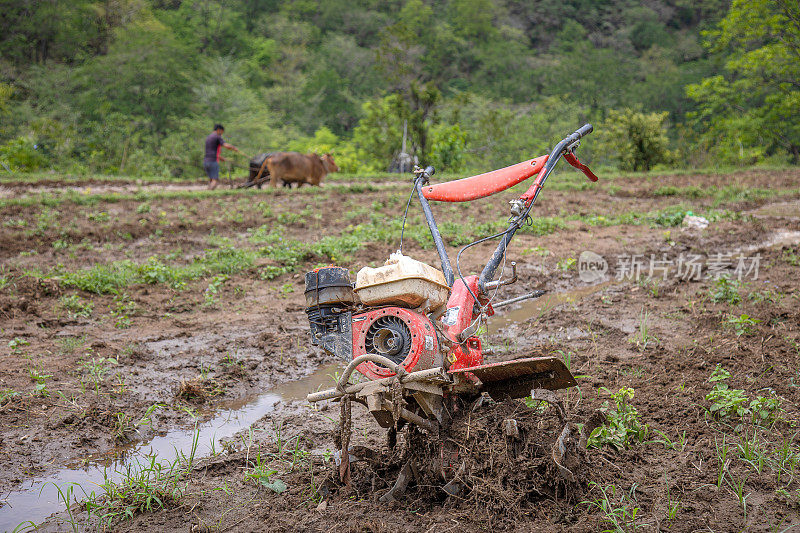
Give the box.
[305,267,354,308]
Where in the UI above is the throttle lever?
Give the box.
[564,152,598,182]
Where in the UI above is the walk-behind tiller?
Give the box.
[305,124,599,498]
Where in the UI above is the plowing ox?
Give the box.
[246,152,338,188]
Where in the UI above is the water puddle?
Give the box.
[749,199,800,220]
[737,229,800,255]
[489,281,616,331]
[0,362,343,530]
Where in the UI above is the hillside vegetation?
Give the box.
[1,0,798,176]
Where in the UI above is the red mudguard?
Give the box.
[422,156,548,202]
[421,152,596,203]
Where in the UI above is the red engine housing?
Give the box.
[352,307,439,380]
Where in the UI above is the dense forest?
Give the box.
[1,0,798,176]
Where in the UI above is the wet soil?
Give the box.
[1,168,799,531]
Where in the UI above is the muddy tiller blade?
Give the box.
[448,356,577,401]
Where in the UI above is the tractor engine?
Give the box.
[304,255,449,381]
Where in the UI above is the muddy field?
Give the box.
[1,167,799,532]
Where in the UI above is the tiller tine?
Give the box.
[448,356,577,401]
[379,461,419,502]
[551,423,577,483]
[531,388,580,483]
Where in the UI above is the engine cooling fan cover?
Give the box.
[352,307,439,380]
[365,315,412,363]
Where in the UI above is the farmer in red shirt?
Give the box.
[203,124,241,190]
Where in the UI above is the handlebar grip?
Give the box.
[575,123,593,139]
[424,165,435,177]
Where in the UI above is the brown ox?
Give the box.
[266,152,338,188]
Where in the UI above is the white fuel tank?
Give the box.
[354,253,450,314]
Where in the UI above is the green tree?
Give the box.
[0,0,743,175]
[599,109,672,171]
[405,82,441,163]
[255,13,318,133]
[192,56,257,120]
[0,137,48,171]
[448,0,498,41]
[376,0,434,89]
[157,0,248,55]
[438,94,597,171]
[299,34,379,135]
[686,0,800,163]
[0,0,103,64]
[0,83,14,139]
[351,95,404,171]
[627,7,673,52]
[287,126,340,154]
[544,21,637,113]
[352,83,440,169]
[76,16,195,134]
[429,124,467,171]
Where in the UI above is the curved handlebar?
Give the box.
[558,123,593,151]
[575,123,593,139]
[516,122,599,206]
[544,123,593,171]
[477,124,597,292]
[415,165,436,182]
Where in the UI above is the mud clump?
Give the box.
[328,399,585,528]
[0,272,61,319]
[177,376,220,403]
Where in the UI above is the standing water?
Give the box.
[489,281,616,331]
[0,362,343,531]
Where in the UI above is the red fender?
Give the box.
[422,156,548,202]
